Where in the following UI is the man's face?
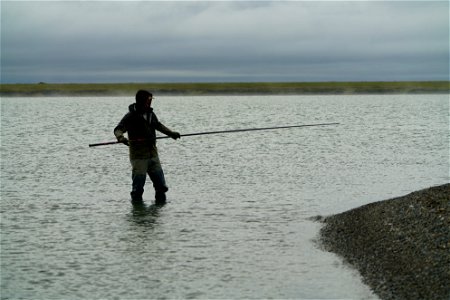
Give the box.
[144,96,153,111]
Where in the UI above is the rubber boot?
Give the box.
[155,191,167,206]
[130,191,144,205]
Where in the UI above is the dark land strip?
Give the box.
[1,81,449,97]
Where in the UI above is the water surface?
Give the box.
[1,95,448,299]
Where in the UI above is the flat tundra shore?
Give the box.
[319,184,450,300]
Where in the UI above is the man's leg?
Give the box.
[130,159,148,204]
[147,156,168,204]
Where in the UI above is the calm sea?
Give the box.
[1,95,448,299]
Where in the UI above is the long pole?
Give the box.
[88,122,339,147]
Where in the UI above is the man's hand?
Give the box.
[117,135,129,146]
[170,132,181,140]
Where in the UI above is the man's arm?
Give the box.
[114,115,129,145]
[155,122,181,140]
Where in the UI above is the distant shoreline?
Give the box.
[1,81,449,97]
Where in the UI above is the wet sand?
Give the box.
[319,183,450,300]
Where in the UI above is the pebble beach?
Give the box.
[319,183,450,300]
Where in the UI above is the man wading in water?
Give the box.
[114,90,180,205]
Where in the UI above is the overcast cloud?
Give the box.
[1,1,448,83]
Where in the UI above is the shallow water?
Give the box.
[1,95,448,299]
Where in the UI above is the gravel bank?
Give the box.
[319,184,450,300]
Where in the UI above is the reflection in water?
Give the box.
[128,202,164,227]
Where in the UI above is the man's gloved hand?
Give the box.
[117,135,129,146]
[170,131,181,140]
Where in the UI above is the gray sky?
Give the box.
[1,1,449,83]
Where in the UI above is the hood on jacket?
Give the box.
[129,103,153,114]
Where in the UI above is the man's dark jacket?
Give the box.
[114,103,173,159]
